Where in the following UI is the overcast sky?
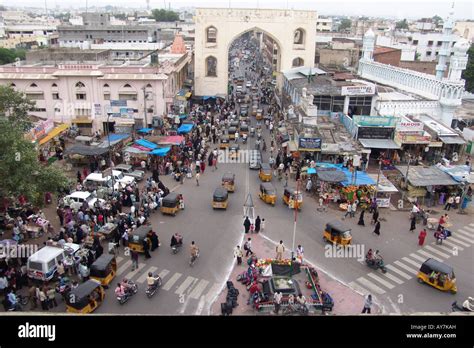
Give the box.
[1,0,473,20]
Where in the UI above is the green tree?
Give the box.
[462,44,474,93]
[432,15,442,26]
[396,19,409,30]
[0,87,70,206]
[150,9,179,22]
[0,48,26,65]
[338,18,352,32]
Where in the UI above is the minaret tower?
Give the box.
[436,3,455,80]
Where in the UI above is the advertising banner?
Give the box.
[353,115,398,127]
[396,121,424,132]
[111,100,127,107]
[376,198,390,208]
[341,85,375,96]
[298,137,322,151]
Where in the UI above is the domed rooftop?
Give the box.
[453,38,470,55]
[364,28,375,39]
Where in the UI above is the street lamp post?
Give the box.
[106,112,115,194]
[142,86,148,128]
[290,179,300,277]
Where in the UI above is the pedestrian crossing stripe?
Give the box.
[417,250,443,262]
[124,262,146,280]
[446,236,471,247]
[394,260,418,275]
[116,256,124,263]
[348,281,370,296]
[410,253,430,263]
[385,264,412,279]
[402,257,421,269]
[434,244,456,255]
[423,245,450,258]
[366,272,395,289]
[117,260,133,275]
[469,223,474,228]
[204,283,222,303]
[158,269,170,280]
[189,279,210,299]
[175,276,197,295]
[136,266,158,284]
[457,228,474,237]
[382,272,405,285]
[162,273,182,291]
[442,239,465,250]
[355,276,386,294]
[451,233,474,244]
[461,226,474,233]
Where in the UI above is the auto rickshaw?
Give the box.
[256,109,263,121]
[160,192,184,216]
[323,221,352,246]
[220,135,230,149]
[228,126,237,140]
[282,187,303,210]
[66,279,105,314]
[229,144,240,160]
[222,172,235,192]
[212,187,229,210]
[259,163,273,182]
[230,121,240,128]
[89,254,117,288]
[252,105,258,116]
[259,182,276,206]
[417,258,457,294]
[128,225,153,253]
[240,124,249,137]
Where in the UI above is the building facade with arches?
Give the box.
[194,7,317,97]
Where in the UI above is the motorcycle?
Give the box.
[117,281,138,304]
[190,252,200,267]
[145,275,163,298]
[242,134,248,144]
[171,242,183,254]
[365,257,387,273]
[452,297,474,312]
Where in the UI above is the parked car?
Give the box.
[64,191,105,211]
[249,150,262,170]
[114,164,145,181]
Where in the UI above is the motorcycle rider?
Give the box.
[146,272,160,288]
[171,233,183,248]
[366,249,374,262]
[190,241,199,261]
[463,297,474,311]
[120,278,133,295]
[115,283,125,298]
[7,289,18,310]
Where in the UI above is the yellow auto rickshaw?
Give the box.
[239,124,249,137]
[229,144,240,160]
[160,192,184,216]
[222,172,235,192]
[259,163,273,182]
[66,279,105,314]
[417,258,457,294]
[256,109,263,121]
[89,254,117,288]
[252,105,258,116]
[259,182,276,206]
[228,126,237,140]
[323,221,352,246]
[128,225,153,253]
[212,187,229,209]
[282,187,303,210]
[220,135,230,149]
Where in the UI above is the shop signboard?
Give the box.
[111,100,127,107]
[321,143,340,153]
[357,127,394,139]
[341,85,375,96]
[353,115,398,127]
[298,137,322,151]
[428,141,443,147]
[396,121,424,133]
[376,198,390,208]
[29,119,54,141]
[93,103,101,117]
[394,132,431,145]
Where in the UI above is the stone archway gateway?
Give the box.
[194,8,317,97]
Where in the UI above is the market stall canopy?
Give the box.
[177,124,194,134]
[436,164,472,183]
[358,138,401,149]
[307,168,316,174]
[156,135,184,145]
[438,136,466,145]
[395,165,460,187]
[137,128,153,134]
[368,174,398,193]
[38,123,69,145]
[135,139,158,149]
[179,114,188,119]
[317,170,346,183]
[65,144,109,156]
[149,147,171,156]
[98,133,130,148]
[340,168,376,187]
[124,146,150,155]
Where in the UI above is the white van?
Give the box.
[64,191,105,211]
[27,243,80,281]
[111,170,136,186]
[83,173,121,191]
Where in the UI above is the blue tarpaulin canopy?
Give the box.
[307,168,316,174]
[178,124,194,134]
[202,96,216,100]
[179,114,188,119]
[149,147,171,156]
[135,139,158,149]
[98,133,131,147]
[137,128,153,134]
[340,168,376,187]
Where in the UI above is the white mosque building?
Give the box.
[357,7,470,127]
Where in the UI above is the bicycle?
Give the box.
[282,303,309,316]
[189,251,200,267]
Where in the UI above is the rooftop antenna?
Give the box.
[85,0,88,14]
[146,0,150,11]
[44,0,48,16]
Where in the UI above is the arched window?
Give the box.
[123,83,131,88]
[9,83,16,87]
[30,83,38,88]
[52,83,57,88]
[206,56,217,77]
[146,83,152,88]
[75,81,85,88]
[293,28,305,45]
[103,83,110,88]
[292,57,304,67]
[206,26,217,43]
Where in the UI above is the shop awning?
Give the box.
[137,128,153,134]
[65,144,109,156]
[317,170,346,183]
[157,136,184,145]
[288,141,298,152]
[358,138,401,149]
[135,139,158,149]
[124,146,150,154]
[395,165,460,187]
[38,124,69,145]
[439,136,466,145]
[149,147,171,156]
[72,119,93,124]
[178,124,194,134]
[368,174,398,193]
[341,168,376,187]
[97,133,131,148]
